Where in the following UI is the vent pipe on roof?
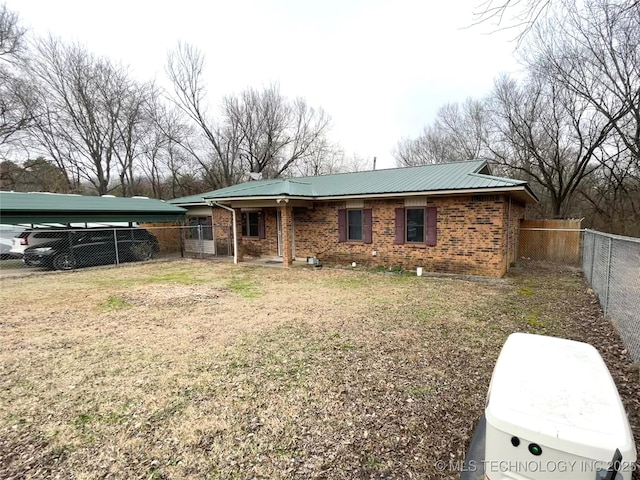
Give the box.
[373,157,377,170]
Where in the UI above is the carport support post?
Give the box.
[113,228,119,266]
[279,203,293,268]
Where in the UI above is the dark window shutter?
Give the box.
[426,206,437,246]
[394,208,405,245]
[258,209,266,239]
[363,209,372,244]
[338,209,347,242]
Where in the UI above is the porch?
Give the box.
[235,203,301,268]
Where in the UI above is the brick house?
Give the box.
[169,160,537,277]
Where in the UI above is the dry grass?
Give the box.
[0,259,638,480]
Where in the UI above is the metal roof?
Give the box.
[0,191,187,224]
[169,160,538,204]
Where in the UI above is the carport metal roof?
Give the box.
[0,191,187,224]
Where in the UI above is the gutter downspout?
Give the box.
[209,201,238,264]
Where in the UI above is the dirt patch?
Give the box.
[118,285,230,308]
[0,259,638,480]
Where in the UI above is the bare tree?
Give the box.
[0,3,25,59]
[137,94,171,199]
[577,136,640,234]
[27,37,153,195]
[26,99,78,191]
[393,98,490,166]
[292,141,370,176]
[141,87,212,198]
[471,0,553,40]
[291,138,340,177]
[488,73,613,217]
[393,135,433,167]
[29,38,115,194]
[529,0,640,165]
[472,0,639,44]
[0,3,32,150]
[408,0,640,230]
[0,72,33,149]
[166,42,243,188]
[166,43,334,187]
[111,79,156,196]
[224,84,331,178]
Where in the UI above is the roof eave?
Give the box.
[202,186,538,204]
[204,195,311,204]
[169,200,209,207]
[523,184,540,203]
[317,186,538,203]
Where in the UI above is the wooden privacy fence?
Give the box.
[139,222,183,254]
[518,219,583,265]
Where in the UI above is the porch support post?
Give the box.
[233,208,243,263]
[279,203,293,268]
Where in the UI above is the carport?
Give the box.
[0,191,187,224]
[0,192,187,272]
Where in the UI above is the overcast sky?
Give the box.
[7,0,523,169]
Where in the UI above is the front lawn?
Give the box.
[1,260,638,479]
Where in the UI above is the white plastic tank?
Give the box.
[484,333,637,480]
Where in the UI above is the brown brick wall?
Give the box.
[212,208,232,237]
[242,209,279,258]
[213,195,522,277]
[293,196,512,277]
[504,200,526,269]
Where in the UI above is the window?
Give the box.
[76,231,113,244]
[241,212,260,238]
[347,209,363,241]
[406,208,425,243]
[394,207,437,246]
[338,208,372,243]
[188,216,213,240]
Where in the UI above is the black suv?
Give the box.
[23,228,159,270]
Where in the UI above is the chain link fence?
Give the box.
[583,229,640,366]
[0,224,232,275]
